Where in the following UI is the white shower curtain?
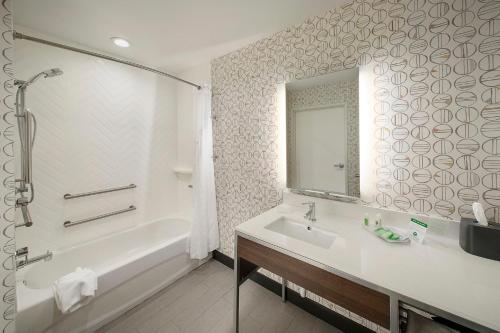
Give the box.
[190,84,219,259]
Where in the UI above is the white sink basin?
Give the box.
[265,217,335,249]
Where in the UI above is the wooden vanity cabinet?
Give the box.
[236,236,390,329]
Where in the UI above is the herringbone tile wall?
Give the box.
[14,27,180,254]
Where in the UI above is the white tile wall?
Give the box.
[14,27,181,253]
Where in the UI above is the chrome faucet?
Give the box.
[302,202,316,222]
[15,247,53,270]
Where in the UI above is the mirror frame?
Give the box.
[285,68,360,203]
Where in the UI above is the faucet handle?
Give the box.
[16,247,28,256]
[44,251,53,262]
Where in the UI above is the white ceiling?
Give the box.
[14,0,343,73]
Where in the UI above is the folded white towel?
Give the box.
[52,267,98,313]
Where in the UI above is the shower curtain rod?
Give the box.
[13,31,202,90]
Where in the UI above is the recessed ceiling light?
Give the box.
[111,37,130,48]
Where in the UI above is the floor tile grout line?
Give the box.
[97,260,339,333]
[96,266,207,332]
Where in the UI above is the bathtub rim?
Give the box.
[16,215,192,313]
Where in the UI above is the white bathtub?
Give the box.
[16,218,202,333]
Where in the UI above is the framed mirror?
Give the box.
[286,68,359,198]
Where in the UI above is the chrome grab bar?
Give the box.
[64,184,136,200]
[63,205,136,228]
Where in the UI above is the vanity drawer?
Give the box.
[237,236,390,329]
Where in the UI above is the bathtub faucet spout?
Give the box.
[15,247,53,270]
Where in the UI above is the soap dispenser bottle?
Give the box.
[374,213,382,228]
[363,213,370,228]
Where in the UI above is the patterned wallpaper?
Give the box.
[212,0,500,257]
[287,79,360,197]
[212,0,499,331]
[0,0,15,332]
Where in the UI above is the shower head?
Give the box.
[19,68,64,88]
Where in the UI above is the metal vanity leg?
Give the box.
[234,235,240,333]
[281,278,287,302]
[390,294,399,333]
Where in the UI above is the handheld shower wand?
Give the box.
[15,68,63,227]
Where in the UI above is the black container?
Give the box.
[460,218,500,262]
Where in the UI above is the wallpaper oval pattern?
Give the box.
[0,0,15,331]
[212,1,499,329]
[213,0,500,255]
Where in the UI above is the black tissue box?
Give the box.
[460,218,500,262]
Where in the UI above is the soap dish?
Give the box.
[366,226,410,244]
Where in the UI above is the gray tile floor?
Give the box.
[97,259,342,333]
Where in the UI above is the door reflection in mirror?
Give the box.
[286,68,359,197]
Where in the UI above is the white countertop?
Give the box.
[235,193,500,332]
